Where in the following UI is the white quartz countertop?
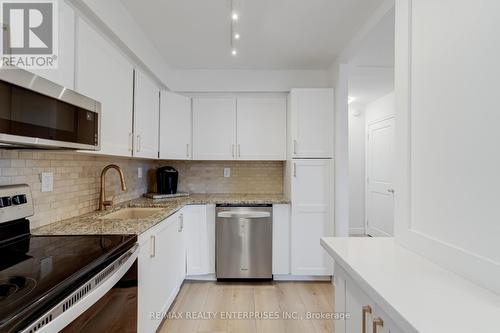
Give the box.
[320,237,500,333]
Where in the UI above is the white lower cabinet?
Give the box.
[335,265,403,333]
[184,205,212,276]
[138,212,185,333]
[272,204,291,275]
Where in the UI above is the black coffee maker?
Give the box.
[156,166,178,194]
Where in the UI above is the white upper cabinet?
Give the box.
[192,98,237,160]
[29,0,75,88]
[159,91,192,160]
[289,88,334,158]
[237,98,287,160]
[76,17,134,157]
[134,70,160,159]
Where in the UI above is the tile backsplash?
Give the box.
[0,150,155,228]
[157,160,283,195]
[0,150,284,228]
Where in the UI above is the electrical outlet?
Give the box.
[138,167,143,179]
[40,172,53,192]
[223,168,231,178]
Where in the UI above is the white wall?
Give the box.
[348,106,366,235]
[328,62,350,237]
[365,91,395,124]
[170,69,329,92]
[395,0,500,294]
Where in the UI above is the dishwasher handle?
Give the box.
[217,211,271,219]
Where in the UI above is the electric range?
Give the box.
[0,185,138,333]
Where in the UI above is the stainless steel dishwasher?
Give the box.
[216,204,272,279]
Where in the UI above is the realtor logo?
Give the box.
[0,0,58,68]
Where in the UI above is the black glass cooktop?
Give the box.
[0,225,136,333]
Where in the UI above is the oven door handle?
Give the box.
[28,244,139,333]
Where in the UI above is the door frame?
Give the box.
[364,115,395,236]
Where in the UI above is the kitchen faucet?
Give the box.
[99,164,127,211]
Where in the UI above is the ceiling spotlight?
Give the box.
[234,33,240,40]
[348,96,356,104]
[232,12,239,21]
[231,49,238,56]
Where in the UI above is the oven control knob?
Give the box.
[0,196,12,207]
[12,194,27,205]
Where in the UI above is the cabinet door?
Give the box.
[236,98,286,160]
[184,205,210,275]
[345,279,374,333]
[138,215,184,333]
[290,89,334,158]
[76,18,134,157]
[272,204,291,275]
[134,70,160,159]
[29,0,75,89]
[159,91,192,159]
[291,159,333,275]
[137,234,155,333]
[192,98,236,160]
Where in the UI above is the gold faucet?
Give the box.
[99,164,127,211]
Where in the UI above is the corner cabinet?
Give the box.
[138,212,185,333]
[159,91,192,160]
[289,89,334,158]
[133,70,160,159]
[75,17,134,157]
[290,159,334,276]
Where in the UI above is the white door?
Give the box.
[192,98,236,160]
[159,91,192,160]
[236,98,287,160]
[290,89,334,158]
[76,18,134,157]
[366,117,395,237]
[291,159,333,276]
[134,70,160,159]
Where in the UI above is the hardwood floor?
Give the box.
[159,281,335,333]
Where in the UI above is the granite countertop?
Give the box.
[32,193,289,236]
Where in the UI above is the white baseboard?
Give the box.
[185,273,216,281]
[273,275,332,281]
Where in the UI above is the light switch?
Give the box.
[41,172,53,192]
[224,168,231,178]
[138,167,143,179]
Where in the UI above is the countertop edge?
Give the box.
[320,237,500,333]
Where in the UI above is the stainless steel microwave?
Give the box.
[0,68,101,150]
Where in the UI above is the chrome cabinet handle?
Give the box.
[293,140,297,155]
[362,305,372,333]
[237,144,241,158]
[150,235,156,258]
[128,132,133,152]
[372,317,384,333]
[293,163,297,177]
[232,144,235,158]
[387,188,395,193]
[136,135,141,152]
[178,214,184,232]
[186,143,190,157]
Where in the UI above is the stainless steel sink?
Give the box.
[101,207,163,220]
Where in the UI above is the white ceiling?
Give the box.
[349,7,395,106]
[120,0,386,70]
